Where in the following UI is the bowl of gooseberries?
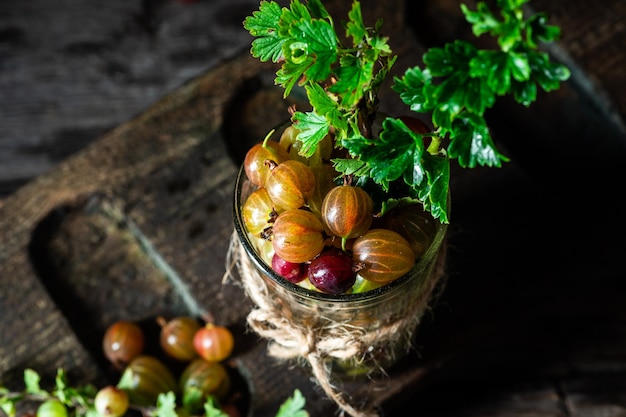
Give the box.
[232,121,448,370]
[100,316,245,417]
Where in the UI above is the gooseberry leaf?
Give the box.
[447,112,508,168]
[415,153,450,223]
[332,158,370,177]
[155,392,178,417]
[24,369,44,395]
[292,110,330,157]
[328,56,374,108]
[349,118,426,191]
[526,12,562,46]
[306,0,330,19]
[0,396,17,417]
[345,1,366,44]
[203,396,229,417]
[275,389,309,417]
[244,1,284,62]
[392,67,431,112]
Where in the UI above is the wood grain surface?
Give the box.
[1,0,626,416]
[0,0,266,196]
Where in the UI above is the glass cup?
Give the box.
[230,127,449,378]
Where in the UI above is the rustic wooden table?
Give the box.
[2,0,626,416]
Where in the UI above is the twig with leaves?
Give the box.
[244,0,570,222]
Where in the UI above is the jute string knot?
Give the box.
[224,229,446,417]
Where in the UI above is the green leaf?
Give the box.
[305,83,337,115]
[497,17,522,51]
[244,1,284,62]
[0,387,20,417]
[55,369,68,391]
[306,0,330,20]
[526,12,561,46]
[303,83,347,132]
[447,112,507,168]
[65,383,97,409]
[24,369,44,395]
[362,118,425,190]
[392,67,431,112]
[292,111,331,157]
[470,50,510,95]
[155,392,178,417]
[275,13,338,97]
[276,58,306,98]
[244,1,282,36]
[250,36,286,63]
[511,78,537,106]
[345,1,366,45]
[367,35,392,57]
[502,0,531,9]
[371,55,397,91]
[414,153,450,223]
[0,399,17,417]
[332,158,370,177]
[281,0,312,28]
[182,385,204,412]
[464,76,495,115]
[508,51,531,81]
[423,45,454,77]
[288,18,338,81]
[275,389,309,417]
[433,72,466,112]
[461,2,499,37]
[53,369,69,403]
[527,51,570,92]
[204,396,229,417]
[328,56,374,108]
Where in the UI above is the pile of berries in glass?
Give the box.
[241,122,438,296]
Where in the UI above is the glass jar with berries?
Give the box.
[231,121,448,376]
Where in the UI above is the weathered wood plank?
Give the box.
[0,0,265,195]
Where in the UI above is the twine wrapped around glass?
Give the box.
[225,126,449,417]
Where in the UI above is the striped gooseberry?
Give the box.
[244,139,289,187]
[321,184,373,250]
[242,187,278,236]
[158,316,201,362]
[378,202,437,258]
[179,358,231,412]
[102,320,145,370]
[116,355,178,407]
[352,229,415,284]
[271,208,325,263]
[193,323,235,363]
[265,160,316,210]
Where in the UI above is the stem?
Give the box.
[426,134,442,155]
[201,312,215,325]
[156,316,167,328]
[261,129,276,148]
